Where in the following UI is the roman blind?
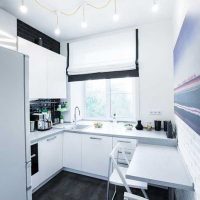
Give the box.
[67,29,139,82]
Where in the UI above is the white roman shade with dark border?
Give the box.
[67,29,139,82]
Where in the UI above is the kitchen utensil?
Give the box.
[135,120,143,130]
[154,120,161,131]
[163,121,169,132]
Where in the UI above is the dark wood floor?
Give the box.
[33,171,168,200]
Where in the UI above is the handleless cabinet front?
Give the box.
[47,51,67,98]
[18,37,67,99]
[18,37,48,99]
[82,134,112,177]
[63,132,82,171]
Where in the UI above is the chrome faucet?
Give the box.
[74,106,80,126]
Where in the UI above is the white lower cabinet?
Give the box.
[39,134,63,183]
[32,134,63,190]
[63,132,82,171]
[31,169,41,190]
[82,134,112,177]
[32,132,135,191]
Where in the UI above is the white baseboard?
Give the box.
[63,167,108,181]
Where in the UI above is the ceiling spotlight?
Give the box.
[152,1,159,12]
[81,21,88,28]
[113,13,119,22]
[20,0,28,14]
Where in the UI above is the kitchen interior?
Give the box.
[0,0,200,200]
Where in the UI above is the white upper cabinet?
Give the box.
[47,51,66,98]
[18,37,66,99]
[18,37,47,98]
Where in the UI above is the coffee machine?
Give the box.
[31,112,52,131]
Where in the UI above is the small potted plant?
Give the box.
[60,115,64,124]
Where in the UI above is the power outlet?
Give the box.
[149,111,161,115]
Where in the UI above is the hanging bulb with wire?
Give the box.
[81,6,88,28]
[152,0,159,12]
[113,0,119,22]
[54,11,61,35]
[20,0,28,14]
[54,26,60,35]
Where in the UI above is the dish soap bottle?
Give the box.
[113,113,117,124]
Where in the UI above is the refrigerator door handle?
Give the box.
[27,186,32,191]
[26,161,32,192]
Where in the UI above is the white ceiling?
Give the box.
[0,0,174,41]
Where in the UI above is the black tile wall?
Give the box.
[30,99,61,124]
[17,19,60,54]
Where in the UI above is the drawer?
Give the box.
[113,137,137,150]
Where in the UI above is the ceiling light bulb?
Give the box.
[20,4,28,14]
[81,21,87,28]
[113,13,119,22]
[152,2,159,12]
[54,27,60,35]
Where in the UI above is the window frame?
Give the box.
[83,78,138,122]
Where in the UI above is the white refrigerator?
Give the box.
[0,47,32,200]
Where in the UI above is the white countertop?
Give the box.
[30,128,63,144]
[30,121,177,146]
[126,144,194,191]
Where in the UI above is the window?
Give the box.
[85,79,107,118]
[85,78,136,121]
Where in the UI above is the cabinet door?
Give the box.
[47,51,67,98]
[113,138,137,164]
[82,135,112,177]
[18,37,48,99]
[39,134,63,184]
[63,132,82,171]
[31,168,41,190]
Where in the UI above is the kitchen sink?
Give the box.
[72,124,89,130]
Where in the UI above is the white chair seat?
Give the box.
[109,167,147,190]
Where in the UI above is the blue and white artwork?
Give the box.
[174,3,200,135]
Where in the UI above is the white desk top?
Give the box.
[126,144,194,191]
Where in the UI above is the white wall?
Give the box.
[138,20,174,126]
[0,8,17,50]
[61,20,174,124]
[68,81,84,122]
[173,1,200,200]
[173,0,189,46]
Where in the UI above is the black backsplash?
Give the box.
[17,19,60,54]
[30,99,61,124]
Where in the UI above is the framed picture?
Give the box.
[174,3,200,135]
